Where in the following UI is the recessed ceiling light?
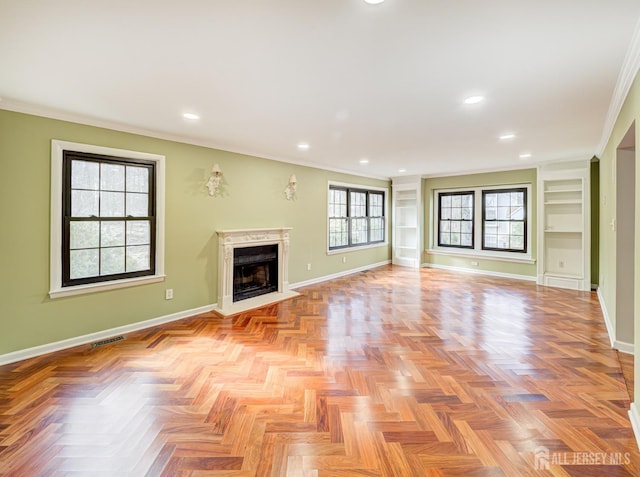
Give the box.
[359,158,369,164]
[182,112,200,120]
[398,168,407,173]
[364,0,384,4]
[463,96,484,105]
[519,153,532,159]
[499,133,516,140]
[297,143,310,150]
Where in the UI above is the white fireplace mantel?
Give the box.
[215,227,298,316]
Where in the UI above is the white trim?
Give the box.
[50,274,166,299]
[327,242,389,255]
[215,228,296,315]
[290,260,391,289]
[328,180,388,193]
[421,157,591,181]
[327,181,390,254]
[597,16,640,156]
[49,140,166,298]
[1,99,388,181]
[391,177,423,268]
[615,341,635,355]
[423,262,536,282]
[597,287,616,348]
[596,286,635,356]
[426,248,535,265]
[0,303,216,367]
[214,290,299,317]
[2,259,393,365]
[629,404,640,450]
[431,183,533,258]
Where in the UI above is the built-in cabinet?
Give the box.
[537,160,590,291]
[392,177,423,268]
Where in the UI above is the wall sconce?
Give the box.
[284,174,297,200]
[206,164,223,197]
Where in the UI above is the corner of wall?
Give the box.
[597,287,616,348]
[629,403,640,449]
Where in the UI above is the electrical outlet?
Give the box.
[165,289,173,300]
[471,261,479,266]
[342,256,347,264]
[307,263,312,271]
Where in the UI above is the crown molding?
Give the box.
[0,98,389,182]
[597,15,640,156]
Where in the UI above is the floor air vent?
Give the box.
[91,335,125,348]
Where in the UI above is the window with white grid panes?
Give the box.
[62,151,156,287]
[328,186,385,250]
[482,188,526,252]
[328,187,348,248]
[438,191,474,249]
[350,190,368,245]
[369,192,384,242]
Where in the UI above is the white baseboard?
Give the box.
[0,303,216,367]
[1,260,393,366]
[630,404,640,450]
[597,288,616,348]
[615,341,635,355]
[596,289,635,354]
[422,262,536,282]
[290,260,391,289]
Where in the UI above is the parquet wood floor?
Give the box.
[1,265,639,476]
[618,351,634,402]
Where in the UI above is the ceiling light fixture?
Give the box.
[297,143,310,150]
[183,112,200,120]
[519,153,532,159]
[463,96,484,105]
[398,168,407,173]
[359,158,369,164]
[364,0,385,4]
[499,133,516,140]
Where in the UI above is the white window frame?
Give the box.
[49,140,166,298]
[327,181,389,255]
[429,183,534,264]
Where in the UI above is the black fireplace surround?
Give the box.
[232,244,278,302]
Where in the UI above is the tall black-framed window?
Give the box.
[437,191,474,248]
[482,188,527,252]
[62,151,156,287]
[328,186,385,250]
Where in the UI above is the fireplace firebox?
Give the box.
[233,245,278,302]
[216,228,298,316]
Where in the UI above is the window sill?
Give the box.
[49,274,166,299]
[327,241,389,255]
[426,248,535,265]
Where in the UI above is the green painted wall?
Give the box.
[591,160,600,286]
[0,109,390,355]
[423,168,538,278]
[597,71,640,398]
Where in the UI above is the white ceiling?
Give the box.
[1,1,640,179]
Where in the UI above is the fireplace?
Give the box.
[216,228,298,316]
[233,244,278,302]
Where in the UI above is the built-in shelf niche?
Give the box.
[537,161,590,291]
[392,178,422,268]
